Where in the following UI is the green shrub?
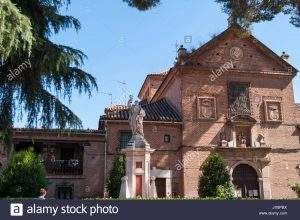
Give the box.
[290,183,300,198]
[198,153,234,198]
[0,148,48,198]
[106,155,125,198]
[216,184,234,199]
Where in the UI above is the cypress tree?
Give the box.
[106,155,125,198]
[198,153,233,198]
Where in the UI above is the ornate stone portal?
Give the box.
[119,99,156,198]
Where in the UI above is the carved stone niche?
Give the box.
[264,100,283,122]
[197,97,217,120]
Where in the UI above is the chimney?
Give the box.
[177,45,188,65]
[281,51,290,62]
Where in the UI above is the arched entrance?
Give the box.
[232,164,260,198]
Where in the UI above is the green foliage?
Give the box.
[215,0,300,29]
[290,183,300,198]
[0,0,98,135]
[198,153,233,198]
[123,0,300,29]
[0,148,48,198]
[0,0,34,60]
[216,184,234,199]
[106,155,125,198]
[123,0,160,11]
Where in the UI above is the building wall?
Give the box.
[178,65,300,198]
[12,130,106,199]
[46,141,106,199]
[165,77,182,114]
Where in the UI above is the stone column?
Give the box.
[83,145,90,177]
[261,165,272,199]
[149,176,157,198]
[166,178,172,197]
[119,176,131,199]
[121,145,155,198]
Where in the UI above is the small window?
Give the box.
[164,134,171,143]
[119,131,132,149]
[136,162,143,169]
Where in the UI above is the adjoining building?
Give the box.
[3,26,300,199]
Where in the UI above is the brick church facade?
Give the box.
[3,26,300,199]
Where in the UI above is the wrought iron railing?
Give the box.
[45,159,83,175]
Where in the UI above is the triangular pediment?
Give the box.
[188,27,297,75]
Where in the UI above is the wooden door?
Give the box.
[155,178,166,198]
[135,175,142,197]
[232,164,260,198]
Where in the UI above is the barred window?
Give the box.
[119,131,132,149]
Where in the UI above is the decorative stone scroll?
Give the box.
[264,100,283,122]
[197,97,217,120]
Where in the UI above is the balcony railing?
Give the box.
[45,159,83,175]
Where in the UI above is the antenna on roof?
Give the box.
[174,41,179,53]
[115,80,131,105]
[100,92,113,105]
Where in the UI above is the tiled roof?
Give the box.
[99,98,182,127]
[13,128,103,134]
[147,70,169,77]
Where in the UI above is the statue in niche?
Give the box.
[220,131,228,147]
[238,132,247,148]
[258,134,266,147]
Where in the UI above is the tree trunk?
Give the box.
[0,131,13,171]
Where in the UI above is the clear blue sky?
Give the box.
[15,0,300,129]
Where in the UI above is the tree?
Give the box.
[216,0,300,29]
[106,155,125,198]
[123,0,300,29]
[0,0,34,60]
[123,0,160,11]
[0,148,48,198]
[0,0,97,158]
[198,153,233,198]
[290,183,300,198]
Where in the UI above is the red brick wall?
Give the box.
[178,67,300,197]
[174,29,300,198]
[46,141,106,199]
[165,77,182,113]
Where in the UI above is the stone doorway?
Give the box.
[155,178,166,198]
[232,164,260,198]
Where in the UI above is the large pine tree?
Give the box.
[0,0,33,60]
[123,0,300,28]
[0,0,97,157]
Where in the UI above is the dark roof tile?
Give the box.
[99,98,182,126]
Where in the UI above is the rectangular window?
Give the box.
[164,134,171,143]
[228,82,251,116]
[136,162,143,169]
[119,131,132,149]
